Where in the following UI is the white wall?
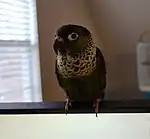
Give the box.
[0,114,150,139]
[87,0,150,99]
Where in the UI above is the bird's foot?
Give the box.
[65,98,72,115]
[93,99,101,117]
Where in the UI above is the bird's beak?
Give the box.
[53,39,66,55]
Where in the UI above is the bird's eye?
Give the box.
[68,33,78,41]
[55,35,63,42]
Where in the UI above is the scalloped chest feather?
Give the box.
[56,46,97,78]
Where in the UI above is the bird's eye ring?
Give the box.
[68,33,78,41]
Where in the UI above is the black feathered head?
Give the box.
[53,24,93,56]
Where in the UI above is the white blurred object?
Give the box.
[0,0,42,102]
[0,114,150,139]
[137,30,150,93]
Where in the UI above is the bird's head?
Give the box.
[53,24,94,56]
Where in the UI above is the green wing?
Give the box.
[96,47,107,90]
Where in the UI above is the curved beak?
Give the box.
[53,40,66,55]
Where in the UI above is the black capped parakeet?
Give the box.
[53,24,106,117]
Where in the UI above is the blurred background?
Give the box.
[0,0,150,102]
[37,0,150,101]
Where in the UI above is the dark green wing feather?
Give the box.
[96,47,107,90]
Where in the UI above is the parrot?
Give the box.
[53,24,106,117]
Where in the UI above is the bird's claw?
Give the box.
[95,103,99,117]
[93,99,101,117]
[65,99,72,115]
